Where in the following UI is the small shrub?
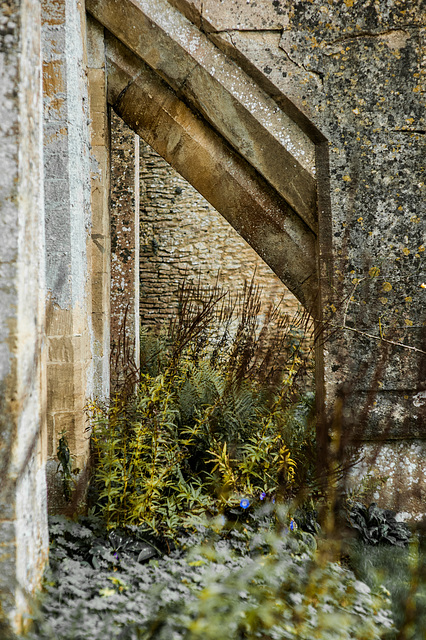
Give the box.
[56,433,74,502]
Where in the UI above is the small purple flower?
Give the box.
[260,492,266,501]
[240,498,250,509]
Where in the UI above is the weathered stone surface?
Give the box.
[349,441,426,522]
[171,0,288,31]
[87,0,318,232]
[193,0,421,514]
[0,3,425,627]
[126,0,424,514]
[110,112,140,387]
[88,14,111,400]
[0,0,48,630]
[106,35,317,310]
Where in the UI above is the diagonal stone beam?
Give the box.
[106,34,318,310]
[86,0,318,233]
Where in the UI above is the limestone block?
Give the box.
[170,0,287,32]
[87,14,106,69]
[92,311,108,340]
[88,68,108,147]
[91,234,110,275]
[167,0,203,28]
[92,269,111,313]
[48,336,83,364]
[45,303,73,337]
[90,109,108,147]
[348,441,426,522]
[47,362,82,412]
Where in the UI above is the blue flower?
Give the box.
[290,518,297,531]
[260,492,266,501]
[240,498,250,509]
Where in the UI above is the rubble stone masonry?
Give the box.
[138,140,301,328]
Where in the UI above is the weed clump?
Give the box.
[88,279,315,540]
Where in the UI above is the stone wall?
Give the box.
[0,3,113,629]
[138,141,301,328]
[109,119,303,382]
[0,0,48,630]
[182,0,424,516]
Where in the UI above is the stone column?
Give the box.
[87,15,111,400]
[42,0,94,511]
[110,111,140,389]
[0,0,48,631]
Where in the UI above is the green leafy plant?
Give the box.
[345,533,426,638]
[56,433,74,502]
[347,502,412,547]
[88,279,316,540]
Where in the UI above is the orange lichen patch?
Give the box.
[369,266,380,277]
[43,60,65,96]
[44,126,68,145]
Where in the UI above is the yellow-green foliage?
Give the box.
[89,281,314,539]
[89,361,306,538]
[90,370,211,535]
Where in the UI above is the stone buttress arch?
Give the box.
[86,0,320,312]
